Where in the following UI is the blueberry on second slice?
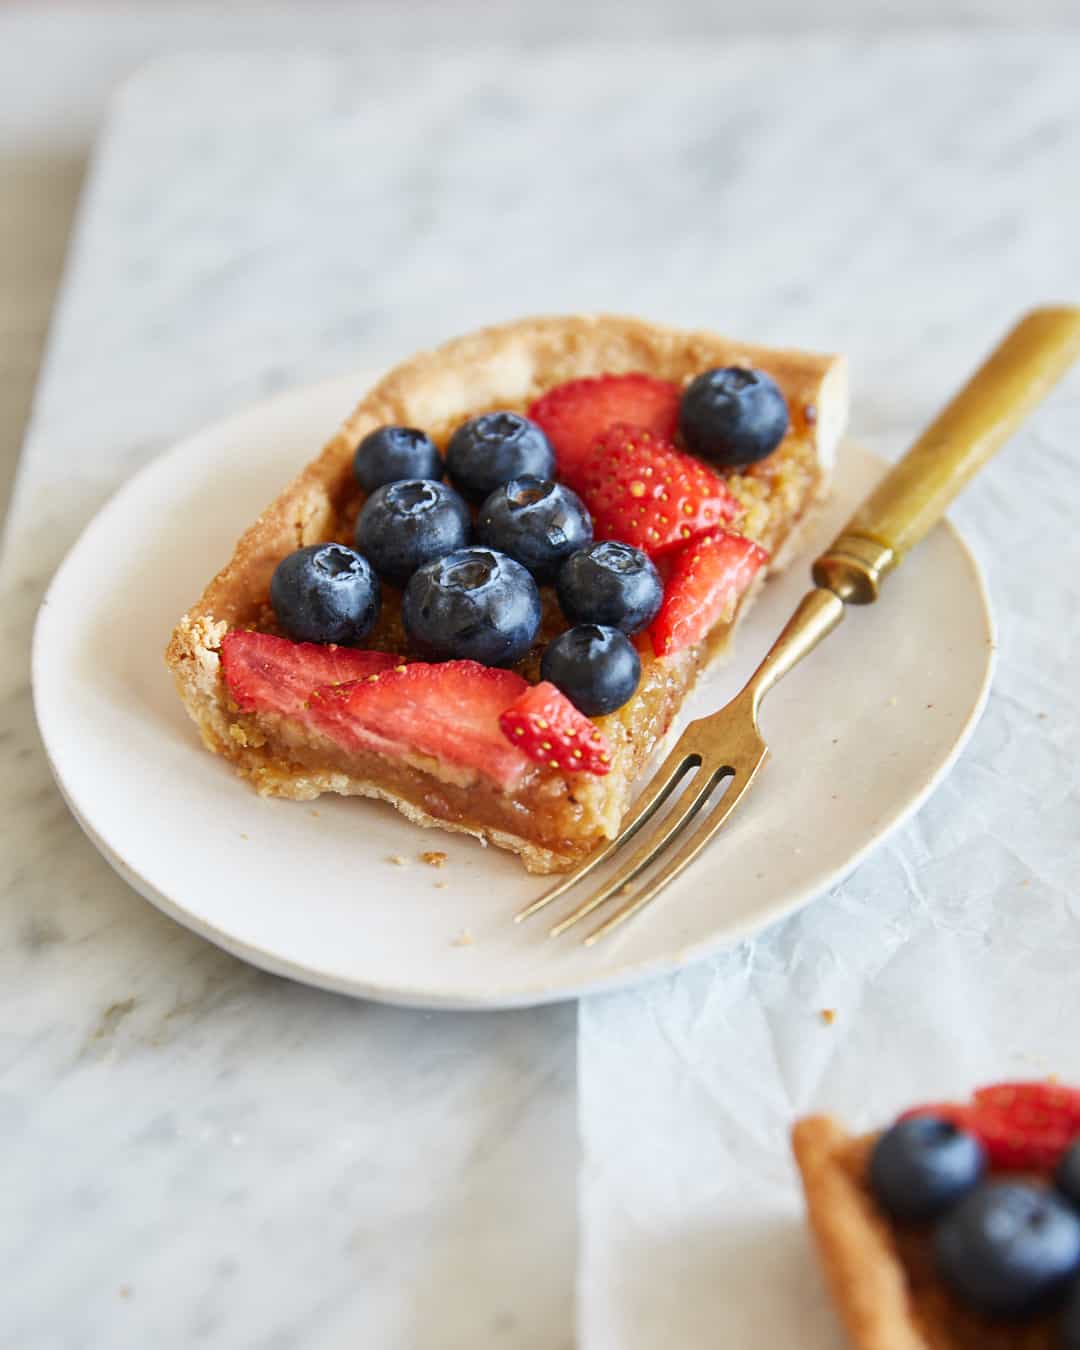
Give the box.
[868,1115,986,1222]
[353,425,442,492]
[446,412,555,504]
[270,543,380,645]
[934,1181,1080,1318]
[541,625,641,717]
[402,547,541,667]
[557,540,663,635]
[477,477,592,583]
[354,479,470,588]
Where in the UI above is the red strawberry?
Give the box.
[307,660,532,790]
[577,423,739,557]
[528,373,681,490]
[221,630,399,715]
[901,1082,1080,1172]
[498,682,613,775]
[648,529,767,657]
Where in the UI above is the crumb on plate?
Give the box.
[421,850,448,868]
[451,929,474,947]
[819,1008,837,1026]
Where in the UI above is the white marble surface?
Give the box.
[3,24,1080,1350]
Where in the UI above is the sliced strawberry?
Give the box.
[971,1083,1080,1170]
[901,1083,1080,1172]
[973,1082,1080,1123]
[577,423,739,558]
[528,373,681,490]
[498,681,613,775]
[648,529,767,657]
[220,630,400,715]
[307,660,532,791]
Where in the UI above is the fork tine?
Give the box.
[582,757,767,945]
[548,767,728,937]
[514,741,701,923]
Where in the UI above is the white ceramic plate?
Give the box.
[33,371,995,1009]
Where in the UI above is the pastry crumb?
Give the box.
[119,1286,133,1300]
[421,850,448,868]
[387,855,410,866]
[239,833,249,840]
[434,881,449,890]
[819,1008,837,1026]
[451,929,475,947]
[887,696,898,707]
[309,809,320,818]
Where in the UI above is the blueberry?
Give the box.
[1061,1273,1080,1349]
[353,425,442,493]
[477,477,593,583]
[556,541,663,635]
[540,624,640,717]
[679,366,790,467]
[1056,1140,1080,1209]
[868,1116,987,1223]
[402,547,541,666]
[269,543,380,645]
[446,412,555,504]
[354,479,471,587]
[934,1182,1080,1319]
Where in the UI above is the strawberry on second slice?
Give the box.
[579,423,739,558]
[528,373,681,490]
[221,630,400,716]
[307,661,533,791]
[649,529,767,657]
[499,682,613,775]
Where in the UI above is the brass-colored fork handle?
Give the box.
[813,307,1080,603]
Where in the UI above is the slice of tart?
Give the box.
[793,1083,1080,1350]
[166,314,847,873]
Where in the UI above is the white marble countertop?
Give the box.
[3,13,1080,1350]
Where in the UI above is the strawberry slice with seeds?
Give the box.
[972,1082,1080,1122]
[901,1082,1080,1171]
[578,423,739,557]
[221,630,400,716]
[528,374,681,490]
[648,529,767,657]
[499,681,613,775]
[307,660,532,790]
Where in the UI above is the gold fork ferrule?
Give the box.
[812,534,897,604]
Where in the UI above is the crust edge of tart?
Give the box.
[792,1116,935,1350]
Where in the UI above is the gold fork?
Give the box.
[517,306,1080,945]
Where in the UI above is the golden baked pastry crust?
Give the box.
[792,1116,1060,1350]
[166,314,848,871]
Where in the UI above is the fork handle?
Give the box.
[812,306,1080,603]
